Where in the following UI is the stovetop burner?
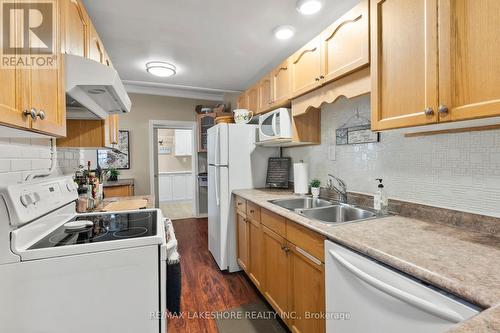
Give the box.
[29,211,157,250]
[113,227,148,238]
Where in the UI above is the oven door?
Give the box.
[258,109,292,142]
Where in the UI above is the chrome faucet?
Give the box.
[327,174,347,203]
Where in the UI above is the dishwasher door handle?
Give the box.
[329,250,465,323]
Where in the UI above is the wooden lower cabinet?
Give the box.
[248,218,263,289]
[103,184,134,198]
[262,225,290,318]
[289,245,325,333]
[235,195,326,332]
[236,211,249,272]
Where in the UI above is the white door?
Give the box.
[325,241,478,333]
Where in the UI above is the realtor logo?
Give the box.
[1,0,56,68]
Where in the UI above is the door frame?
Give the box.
[148,120,199,217]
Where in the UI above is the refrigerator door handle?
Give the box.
[329,250,465,323]
[215,167,220,206]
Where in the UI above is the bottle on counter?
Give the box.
[374,178,388,215]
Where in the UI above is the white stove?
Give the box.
[0,176,167,333]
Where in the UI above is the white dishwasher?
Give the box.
[325,241,480,333]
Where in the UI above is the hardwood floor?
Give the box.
[167,218,260,333]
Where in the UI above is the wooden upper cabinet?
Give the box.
[0,68,28,130]
[237,93,247,109]
[88,24,105,64]
[258,74,272,114]
[320,0,369,84]
[290,36,322,98]
[27,0,66,137]
[245,84,259,113]
[62,0,88,57]
[370,0,439,131]
[271,59,292,108]
[438,0,500,123]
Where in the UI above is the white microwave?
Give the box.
[258,108,293,142]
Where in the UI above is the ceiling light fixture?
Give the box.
[273,25,295,40]
[296,0,323,15]
[145,61,177,77]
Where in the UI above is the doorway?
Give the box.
[150,121,198,220]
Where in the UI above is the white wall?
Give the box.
[283,94,500,218]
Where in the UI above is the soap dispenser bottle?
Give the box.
[374,179,388,214]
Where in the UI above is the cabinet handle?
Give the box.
[424,107,434,116]
[237,202,242,206]
[36,110,46,120]
[315,77,320,81]
[319,75,325,79]
[250,209,254,213]
[23,109,36,120]
[281,245,290,253]
[438,105,449,115]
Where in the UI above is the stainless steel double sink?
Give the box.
[269,197,385,225]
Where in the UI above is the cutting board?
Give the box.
[102,199,148,212]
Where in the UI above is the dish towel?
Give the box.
[164,218,181,314]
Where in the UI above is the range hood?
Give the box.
[65,54,132,120]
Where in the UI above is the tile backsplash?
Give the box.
[0,138,80,185]
[283,94,500,218]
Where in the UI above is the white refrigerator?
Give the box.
[207,123,278,272]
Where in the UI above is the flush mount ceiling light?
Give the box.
[296,0,323,15]
[274,25,295,40]
[145,61,176,77]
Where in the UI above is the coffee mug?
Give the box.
[233,109,254,124]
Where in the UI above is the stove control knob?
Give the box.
[20,195,32,207]
[33,192,41,203]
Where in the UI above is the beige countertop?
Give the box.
[232,188,500,333]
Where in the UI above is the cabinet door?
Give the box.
[262,226,289,318]
[197,113,215,152]
[290,37,322,98]
[258,74,272,114]
[289,246,325,333]
[248,218,263,290]
[320,0,369,84]
[271,60,292,108]
[370,0,439,131]
[438,0,500,122]
[88,23,104,63]
[28,0,66,137]
[245,85,259,113]
[236,211,249,272]
[237,93,247,109]
[0,68,27,129]
[63,0,88,57]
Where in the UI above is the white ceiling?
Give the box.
[83,0,360,99]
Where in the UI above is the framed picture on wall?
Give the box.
[97,130,130,169]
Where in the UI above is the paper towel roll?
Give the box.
[293,162,309,194]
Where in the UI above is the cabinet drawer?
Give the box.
[286,221,326,262]
[235,196,247,213]
[246,201,261,222]
[261,209,286,238]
